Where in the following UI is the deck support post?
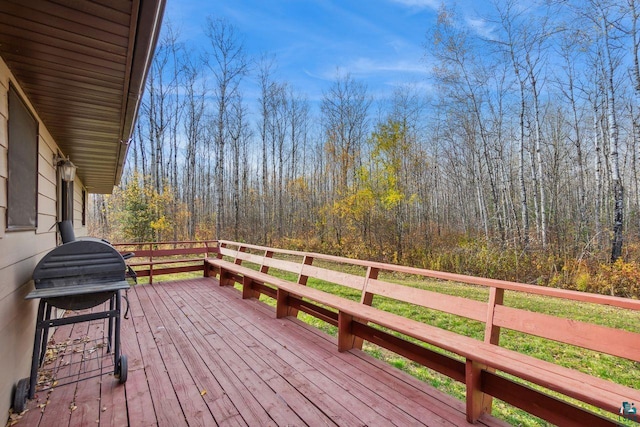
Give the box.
[338,312,355,352]
[466,359,490,423]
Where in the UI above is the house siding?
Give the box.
[0,57,87,417]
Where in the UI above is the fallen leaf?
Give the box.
[200,390,207,396]
[69,403,77,412]
[102,407,107,412]
[8,412,23,421]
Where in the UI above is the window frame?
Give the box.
[6,84,39,231]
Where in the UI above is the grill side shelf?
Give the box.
[25,281,130,299]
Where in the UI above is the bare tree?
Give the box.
[586,0,625,261]
[183,57,207,238]
[431,6,504,242]
[228,94,251,241]
[321,70,371,243]
[557,29,589,242]
[204,17,249,238]
[257,54,277,244]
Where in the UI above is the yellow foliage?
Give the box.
[150,215,171,233]
[382,188,404,209]
[593,259,640,297]
[332,187,375,221]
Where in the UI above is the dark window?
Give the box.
[81,189,86,226]
[61,181,73,222]
[7,85,38,230]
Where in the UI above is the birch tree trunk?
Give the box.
[527,53,547,247]
[599,8,624,261]
[205,18,248,239]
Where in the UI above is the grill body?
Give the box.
[32,239,127,310]
[13,238,131,412]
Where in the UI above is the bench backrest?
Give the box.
[218,240,640,362]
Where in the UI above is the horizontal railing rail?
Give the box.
[205,239,640,426]
[113,240,218,284]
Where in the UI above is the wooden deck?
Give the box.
[15,278,509,427]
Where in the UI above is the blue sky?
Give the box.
[164,0,490,103]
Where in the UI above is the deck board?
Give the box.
[15,277,510,427]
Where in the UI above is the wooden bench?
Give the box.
[205,240,640,426]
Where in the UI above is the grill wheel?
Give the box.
[115,355,128,384]
[12,377,29,413]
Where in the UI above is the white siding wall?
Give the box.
[0,57,87,416]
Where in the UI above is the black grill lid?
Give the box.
[33,239,126,289]
[27,239,129,310]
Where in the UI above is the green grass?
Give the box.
[130,266,204,285]
[156,261,640,426]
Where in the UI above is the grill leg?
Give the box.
[113,290,122,374]
[38,304,52,366]
[29,300,47,399]
[107,294,115,353]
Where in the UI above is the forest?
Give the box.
[90,0,640,297]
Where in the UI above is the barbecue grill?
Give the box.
[12,238,131,413]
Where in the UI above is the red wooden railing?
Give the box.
[112,239,640,425]
[206,240,640,426]
[112,240,218,284]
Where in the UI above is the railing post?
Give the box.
[260,250,274,273]
[297,255,314,286]
[354,266,378,350]
[235,246,246,265]
[148,242,154,285]
[286,255,314,319]
[484,287,504,345]
[479,286,504,416]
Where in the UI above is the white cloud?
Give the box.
[311,56,429,83]
[388,0,440,10]
[350,57,428,75]
[465,17,496,40]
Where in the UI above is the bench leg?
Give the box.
[338,312,356,352]
[276,289,291,318]
[242,277,260,299]
[466,360,490,423]
[242,277,252,299]
[219,269,231,286]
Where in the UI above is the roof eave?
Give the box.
[113,0,166,192]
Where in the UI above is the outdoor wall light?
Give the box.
[53,155,77,182]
